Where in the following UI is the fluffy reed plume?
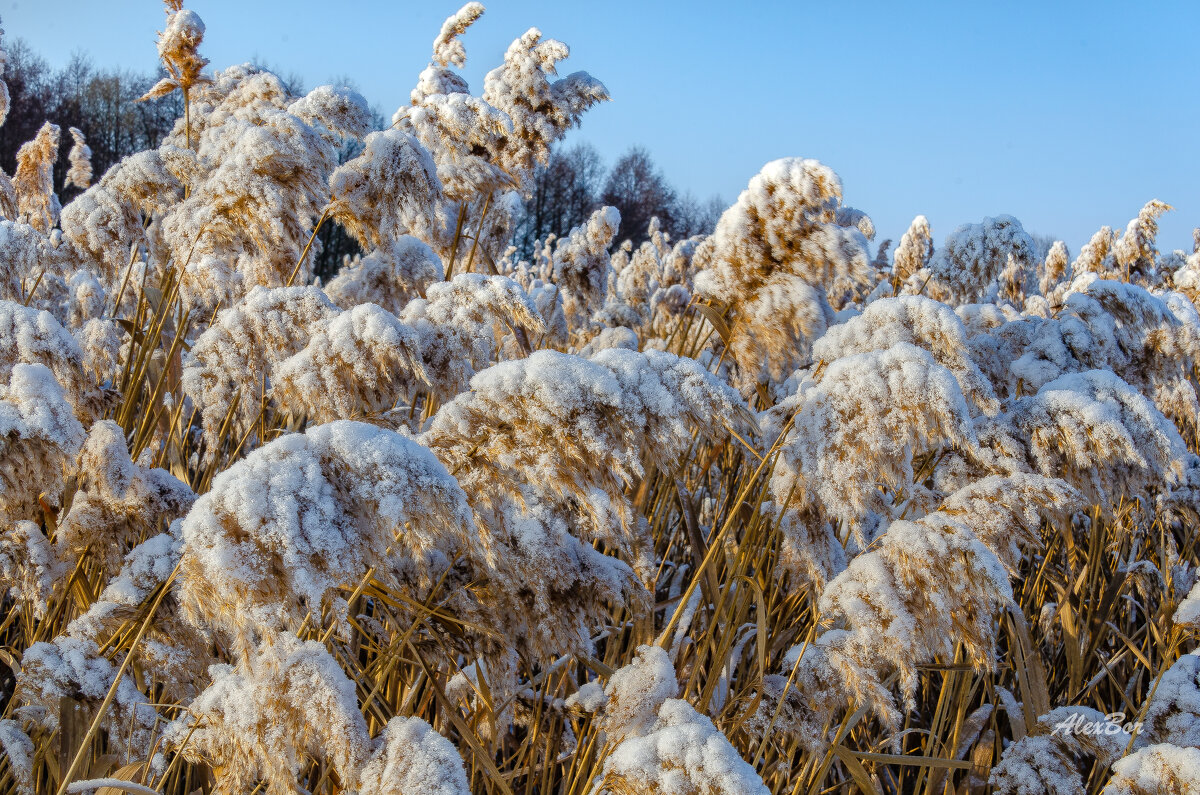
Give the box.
[0,520,62,618]
[1074,225,1118,278]
[141,0,210,101]
[358,719,470,795]
[426,348,748,525]
[396,4,517,201]
[59,147,189,282]
[811,295,1000,415]
[770,505,847,592]
[960,306,1087,401]
[481,26,610,182]
[12,122,60,233]
[271,303,429,423]
[0,363,84,520]
[552,205,620,330]
[922,214,1036,304]
[1064,278,1200,428]
[1009,369,1188,505]
[162,79,370,299]
[76,317,122,383]
[66,269,104,327]
[434,3,485,69]
[397,90,514,204]
[771,343,976,536]
[1140,651,1200,746]
[52,526,212,706]
[892,214,934,283]
[999,249,1032,305]
[591,646,769,795]
[1104,746,1200,795]
[66,527,175,632]
[1039,239,1071,298]
[610,218,693,322]
[648,240,700,327]
[0,221,66,302]
[399,273,545,399]
[177,420,473,647]
[165,636,371,795]
[287,83,374,141]
[820,510,1014,702]
[693,157,873,390]
[324,236,444,315]
[328,128,442,253]
[55,420,195,572]
[64,126,92,189]
[16,636,160,759]
[0,300,99,417]
[1178,581,1200,628]
[1114,199,1173,281]
[990,707,1132,795]
[744,632,894,751]
[936,474,1082,570]
[593,644,679,738]
[1173,232,1200,301]
[182,285,340,447]
[422,348,748,658]
[0,720,33,795]
[761,460,1085,749]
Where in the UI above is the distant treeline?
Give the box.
[512,142,723,261]
[0,41,183,200]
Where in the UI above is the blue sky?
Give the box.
[7,1,1199,254]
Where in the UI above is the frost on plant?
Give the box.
[177,420,473,647]
[0,2,1196,793]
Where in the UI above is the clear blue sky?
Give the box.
[7,0,1199,254]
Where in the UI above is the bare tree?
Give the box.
[600,146,676,246]
[512,141,605,261]
[672,191,724,239]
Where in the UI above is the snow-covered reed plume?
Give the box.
[1039,239,1070,298]
[1009,369,1188,505]
[0,363,84,521]
[13,122,60,233]
[0,300,102,418]
[142,0,210,102]
[589,646,769,794]
[182,285,341,447]
[54,420,195,571]
[161,76,372,303]
[399,273,545,399]
[552,205,620,331]
[990,707,1132,795]
[771,343,976,538]
[271,303,429,423]
[481,26,609,184]
[327,127,442,251]
[64,127,92,190]
[924,214,1036,304]
[0,1,1196,792]
[324,236,443,314]
[423,348,750,659]
[177,420,473,647]
[892,214,934,284]
[819,510,1014,702]
[694,157,874,391]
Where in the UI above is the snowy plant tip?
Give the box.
[434,3,485,67]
